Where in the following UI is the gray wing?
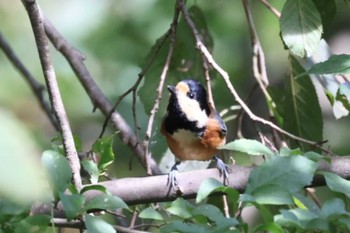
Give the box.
[212,111,227,136]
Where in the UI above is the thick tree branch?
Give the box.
[43,16,162,175]
[32,156,350,217]
[80,156,350,203]
[0,32,59,131]
[22,0,82,191]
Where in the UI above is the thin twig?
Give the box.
[129,210,139,229]
[242,0,277,114]
[305,187,322,208]
[243,0,269,86]
[0,32,59,131]
[143,0,181,175]
[203,60,216,110]
[98,82,137,139]
[99,28,173,139]
[43,15,162,175]
[222,195,230,218]
[259,0,281,18]
[22,0,82,190]
[242,0,278,141]
[259,131,278,154]
[132,83,141,140]
[179,0,333,154]
[132,223,161,231]
[234,202,244,220]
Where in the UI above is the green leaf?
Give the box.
[320,198,348,219]
[339,218,350,231]
[59,193,85,220]
[305,218,330,231]
[280,0,322,57]
[14,215,50,233]
[85,214,116,233]
[293,196,307,210]
[278,147,302,157]
[283,57,323,151]
[73,134,83,152]
[81,160,99,184]
[336,82,350,113]
[0,199,29,216]
[196,178,222,203]
[50,134,65,155]
[239,195,274,223]
[276,199,349,231]
[192,204,238,230]
[292,193,320,213]
[308,54,350,74]
[267,86,285,126]
[246,156,316,203]
[42,150,72,193]
[322,172,350,199]
[220,139,275,158]
[196,178,239,204]
[275,208,317,229]
[251,185,293,205]
[253,223,284,233]
[303,151,324,162]
[312,0,336,32]
[138,33,171,116]
[139,207,163,221]
[80,184,109,195]
[322,80,350,118]
[84,194,128,212]
[161,220,208,233]
[93,135,115,172]
[167,198,193,219]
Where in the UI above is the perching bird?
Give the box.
[161,79,230,187]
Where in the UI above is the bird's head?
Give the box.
[166,79,210,128]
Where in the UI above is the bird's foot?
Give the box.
[214,156,232,185]
[167,162,180,187]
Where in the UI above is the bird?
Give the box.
[161,79,230,187]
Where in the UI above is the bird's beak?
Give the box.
[167,85,176,94]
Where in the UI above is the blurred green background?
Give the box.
[1,0,350,183]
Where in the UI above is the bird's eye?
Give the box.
[187,92,194,99]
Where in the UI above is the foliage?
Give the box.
[0,136,127,232]
[2,0,350,233]
[280,0,322,57]
[282,57,323,151]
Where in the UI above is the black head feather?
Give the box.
[164,79,210,135]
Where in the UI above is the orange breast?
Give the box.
[200,118,226,149]
[161,120,225,161]
[165,132,217,161]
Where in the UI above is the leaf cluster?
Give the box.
[2,0,350,233]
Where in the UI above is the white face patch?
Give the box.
[176,92,208,128]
